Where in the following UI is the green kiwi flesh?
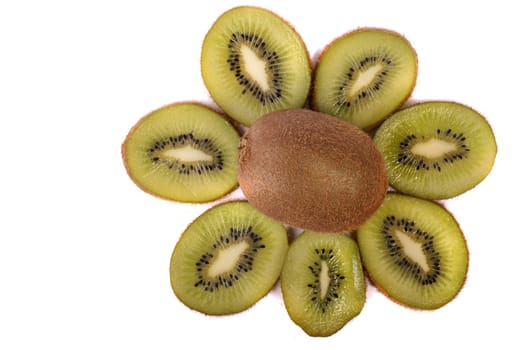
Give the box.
[281,231,365,337]
[170,201,288,315]
[201,6,311,126]
[122,102,240,203]
[237,108,388,232]
[357,193,469,310]
[373,101,497,199]
[312,28,417,129]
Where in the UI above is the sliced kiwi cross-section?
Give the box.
[312,28,417,129]
[281,231,365,337]
[373,101,497,199]
[357,193,469,310]
[170,201,288,315]
[122,102,240,203]
[201,6,311,126]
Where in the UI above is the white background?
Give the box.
[1,0,523,349]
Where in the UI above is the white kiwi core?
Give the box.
[240,45,270,92]
[163,145,213,162]
[411,138,457,159]
[394,230,430,272]
[207,241,250,277]
[348,64,383,96]
[319,260,330,299]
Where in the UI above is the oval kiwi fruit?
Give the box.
[373,101,497,199]
[312,28,418,129]
[201,6,312,126]
[170,200,288,315]
[237,108,388,232]
[122,102,240,203]
[281,230,366,337]
[357,192,469,310]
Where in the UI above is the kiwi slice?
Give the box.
[122,102,240,203]
[281,231,365,337]
[357,193,468,310]
[201,6,311,126]
[312,28,417,129]
[373,101,497,199]
[170,200,288,315]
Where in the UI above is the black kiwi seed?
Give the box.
[146,133,224,175]
[193,226,266,292]
[226,32,283,106]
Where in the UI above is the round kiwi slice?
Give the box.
[170,200,288,315]
[122,102,240,203]
[357,193,469,310]
[312,28,417,129]
[281,231,365,337]
[201,6,311,126]
[373,101,497,199]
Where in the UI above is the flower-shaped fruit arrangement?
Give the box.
[121,6,497,337]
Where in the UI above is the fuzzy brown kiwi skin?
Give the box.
[201,6,313,125]
[311,27,419,130]
[361,192,470,311]
[238,108,388,232]
[121,101,241,204]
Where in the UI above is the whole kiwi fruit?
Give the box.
[237,108,388,232]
